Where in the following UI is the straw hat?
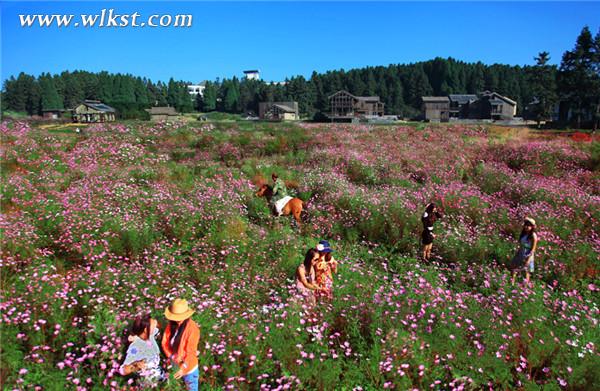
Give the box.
[524,217,536,226]
[165,299,195,321]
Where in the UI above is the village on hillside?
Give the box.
[3,24,599,131]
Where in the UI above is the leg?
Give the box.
[293,209,302,228]
[183,368,199,391]
[423,243,432,260]
[526,259,534,286]
[511,272,517,285]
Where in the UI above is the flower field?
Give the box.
[1,119,599,390]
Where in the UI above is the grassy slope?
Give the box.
[1,120,599,390]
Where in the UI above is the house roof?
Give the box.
[272,104,297,113]
[328,90,382,103]
[80,100,116,113]
[244,70,259,73]
[328,90,355,99]
[481,91,517,106]
[146,106,178,115]
[422,96,449,103]
[357,96,381,102]
[449,94,477,104]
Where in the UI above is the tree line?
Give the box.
[2,26,599,128]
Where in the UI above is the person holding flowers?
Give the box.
[120,313,166,388]
[162,299,200,391]
[421,202,443,261]
[296,248,322,304]
[314,240,338,300]
[510,217,539,286]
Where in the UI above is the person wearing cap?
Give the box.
[510,217,539,285]
[162,299,200,391]
[314,240,338,300]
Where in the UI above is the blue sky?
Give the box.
[2,1,599,83]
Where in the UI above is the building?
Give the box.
[328,91,385,120]
[449,94,477,118]
[422,92,517,121]
[243,70,260,80]
[146,106,179,121]
[42,109,66,120]
[478,91,517,120]
[258,102,299,121]
[422,96,450,122]
[187,82,207,97]
[72,100,116,123]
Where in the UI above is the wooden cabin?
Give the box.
[258,102,299,121]
[328,91,384,120]
[449,94,477,118]
[467,91,517,120]
[42,109,66,120]
[423,92,517,121]
[72,100,116,123]
[422,96,450,122]
[146,106,179,121]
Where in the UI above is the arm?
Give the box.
[120,360,145,376]
[298,266,320,290]
[272,181,280,195]
[175,324,200,378]
[527,234,539,261]
[330,257,338,274]
[161,327,174,361]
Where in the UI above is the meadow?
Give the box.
[1,119,599,390]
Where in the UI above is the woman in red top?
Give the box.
[162,299,200,391]
[314,240,338,300]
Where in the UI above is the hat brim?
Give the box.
[164,308,195,321]
[524,218,536,226]
[321,248,333,253]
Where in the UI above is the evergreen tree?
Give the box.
[167,78,179,108]
[202,82,217,112]
[221,79,240,112]
[177,82,194,112]
[39,73,63,111]
[406,66,433,107]
[468,63,485,93]
[527,51,558,126]
[3,76,27,113]
[558,26,600,128]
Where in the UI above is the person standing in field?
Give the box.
[296,248,323,304]
[510,217,539,286]
[314,240,338,300]
[421,203,443,261]
[119,313,165,388]
[162,299,200,391]
[271,173,291,216]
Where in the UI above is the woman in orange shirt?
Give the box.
[162,299,200,391]
[314,240,338,300]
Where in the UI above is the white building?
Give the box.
[243,70,260,80]
[187,82,207,97]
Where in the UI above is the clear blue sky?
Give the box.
[2,1,599,83]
